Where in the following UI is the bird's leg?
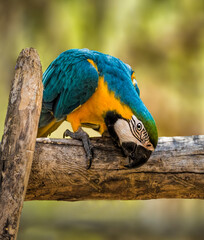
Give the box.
[63,128,93,169]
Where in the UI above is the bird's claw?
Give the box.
[63,128,94,169]
[63,129,72,138]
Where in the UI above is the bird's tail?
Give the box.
[37,111,64,137]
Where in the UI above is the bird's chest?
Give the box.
[67,77,133,133]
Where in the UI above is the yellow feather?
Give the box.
[87,59,98,72]
[37,118,64,137]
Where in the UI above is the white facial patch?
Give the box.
[114,118,141,146]
[114,116,154,151]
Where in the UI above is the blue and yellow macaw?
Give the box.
[38,48,158,168]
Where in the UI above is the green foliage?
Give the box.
[0,0,204,137]
[18,200,204,240]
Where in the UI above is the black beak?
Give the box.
[121,142,152,168]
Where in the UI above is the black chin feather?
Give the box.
[104,111,123,144]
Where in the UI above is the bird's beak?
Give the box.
[121,142,152,168]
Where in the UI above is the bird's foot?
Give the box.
[63,128,93,169]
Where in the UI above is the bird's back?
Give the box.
[38,49,138,137]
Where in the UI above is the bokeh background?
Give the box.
[0,0,204,239]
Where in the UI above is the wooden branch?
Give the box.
[0,48,43,240]
[26,135,204,201]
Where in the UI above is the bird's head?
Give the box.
[104,110,158,168]
[89,51,158,168]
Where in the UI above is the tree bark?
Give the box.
[0,48,43,240]
[26,135,204,201]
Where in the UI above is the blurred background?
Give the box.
[0,0,204,239]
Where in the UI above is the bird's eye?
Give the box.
[132,78,137,86]
[137,123,142,131]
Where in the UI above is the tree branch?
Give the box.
[0,48,43,240]
[26,135,204,201]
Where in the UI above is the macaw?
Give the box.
[38,48,158,168]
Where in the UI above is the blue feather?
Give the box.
[39,48,157,147]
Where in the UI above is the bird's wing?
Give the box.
[42,54,99,120]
